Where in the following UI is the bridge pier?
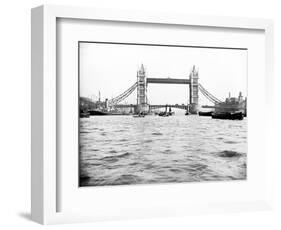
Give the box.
[189,66,199,114]
[136,64,149,113]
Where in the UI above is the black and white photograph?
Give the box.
[79,41,247,187]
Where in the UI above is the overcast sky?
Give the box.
[79,42,247,106]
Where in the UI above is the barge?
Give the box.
[198,111,213,116]
[202,92,247,120]
[211,111,244,120]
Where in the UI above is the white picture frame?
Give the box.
[31,5,274,225]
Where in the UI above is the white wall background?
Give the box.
[0,0,280,229]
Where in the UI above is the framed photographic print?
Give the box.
[31,5,274,224]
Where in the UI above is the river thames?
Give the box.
[79,114,247,186]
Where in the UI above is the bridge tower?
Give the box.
[189,65,199,114]
[136,64,149,113]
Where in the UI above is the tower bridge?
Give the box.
[85,64,222,114]
[134,64,199,114]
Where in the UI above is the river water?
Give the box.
[79,114,247,186]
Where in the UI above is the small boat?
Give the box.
[133,114,145,118]
[159,111,169,117]
[89,110,124,116]
[133,112,145,118]
[80,111,90,118]
[89,110,108,115]
[211,111,244,120]
[185,111,190,116]
[199,111,213,116]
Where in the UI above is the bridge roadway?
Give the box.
[146,78,190,84]
[150,104,188,110]
[114,104,189,110]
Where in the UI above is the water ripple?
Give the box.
[79,115,247,186]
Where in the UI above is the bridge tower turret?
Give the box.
[189,65,199,114]
[136,64,149,113]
